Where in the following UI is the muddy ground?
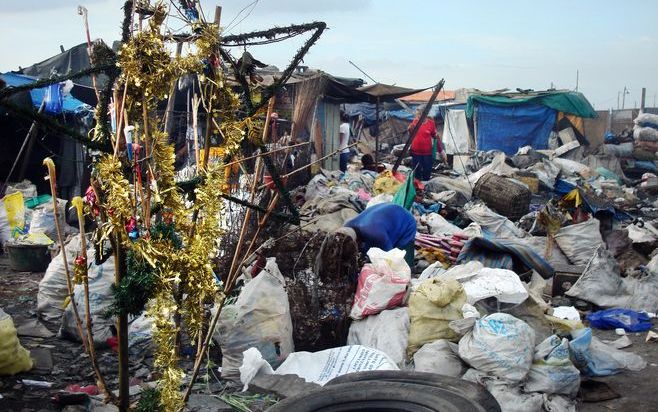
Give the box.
[0,254,656,411]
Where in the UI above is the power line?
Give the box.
[224,0,260,34]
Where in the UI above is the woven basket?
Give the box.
[473,173,531,221]
[513,172,539,193]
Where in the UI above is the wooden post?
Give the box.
[375,97,380,164]
[392,79,444,173]
[11,101,45,185]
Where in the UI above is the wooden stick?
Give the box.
[71,197,115,403]
[183,96,275,405]
[223,141,310,168]
[257,142,358,190]
[42,159,88,352]
[192,94,200,174]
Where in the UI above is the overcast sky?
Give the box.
[2,0,657,110]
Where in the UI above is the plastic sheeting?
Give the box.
[443,109,471,155]
[475,103,557,155]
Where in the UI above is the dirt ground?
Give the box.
[0,253,657,411]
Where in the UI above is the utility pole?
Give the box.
[641,87,646,112]
[575,69,579,91]
[617,91,620,110]
[622,86,629,110]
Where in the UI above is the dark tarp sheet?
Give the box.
[475,103,556,155]
[466,91,597,118]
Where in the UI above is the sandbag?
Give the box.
[569,327,646,377]
[0,308,33,375]
[458,313,535,382]
[603,142,634,157]
[566,247,658,312]
[347,307,409,366]
[473,173,530,221]
[37,235,83,321]
[60,254,116,346]
[413,339,465,377]
[350,248,410,320]
[28,199,68,240]
[407,278,466,356]
[524,335,580,396]
[554,218,603,265]
[216,258,294,380]
[462,369,544,412]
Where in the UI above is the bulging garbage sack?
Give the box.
[523,335,580,396]
[458,313,535,382]
[60,254,116,346]
[0,308,33,375]
[413,339,465,377]
[554,218,604,266]
[569,327,646,377]
[407,278,466,356]
[587,308,652,333]
[274,345,398,385]
[347,307,409,367]
[350,248,410,320]
[216,258,294,380]
[38,235,83,321]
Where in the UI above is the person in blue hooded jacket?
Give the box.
[340,203,417,266]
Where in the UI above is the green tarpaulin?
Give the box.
[466,91,597,119]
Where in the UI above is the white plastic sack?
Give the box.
[350,248,410,320]
[569,327,646,376]
[366,193,393,208]
[274,345,398,385]
[347,308,409,367]
[421,213,461,236]
[603,142,634,157]
[527,159,560,190]
[60,254,116,346]
[566,247,658,312]
[413,339,465,377]
[524,335,580,396]
[464,202,526,239]
[554,219,603,265]
[458,313,535,382]
[552,158,592,178]
[216,258,294,380]
[239,347,275,391]
[37,235,84,321]
[0,206,11,244]
[462,369,544,412]
[634,126,658,142]
[5,180,37,201]
[627,223,658,243]
[634,112,658,128]
[459,268,529,305]
[29,199,68,240]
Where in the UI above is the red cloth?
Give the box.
[409,118,439,155]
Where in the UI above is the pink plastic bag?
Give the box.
[350,248,411,320]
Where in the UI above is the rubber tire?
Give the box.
[266,380,490,412]
[325,371,500,412]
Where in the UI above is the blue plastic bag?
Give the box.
[586,308,652,333]
[569,327,646,377]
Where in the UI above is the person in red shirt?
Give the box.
[408,106,446,181]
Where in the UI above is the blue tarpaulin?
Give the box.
[475,103,556,155]
[0,72,89,114]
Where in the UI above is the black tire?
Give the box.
[266,380,494,412]
[325,370,500,412]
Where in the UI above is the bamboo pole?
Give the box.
[42,159,88,352]
[257,142,357,190]
[71,197,115,403]
[183,96,275,405]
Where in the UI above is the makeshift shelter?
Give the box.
[465,90,597,155]
[0,72,92,198]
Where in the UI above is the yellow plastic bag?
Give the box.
[372,171,402,195]
[0,308,33,375]
[4,191,26,238]
[407,278,466,356]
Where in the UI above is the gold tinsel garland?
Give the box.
[90,5,266,410]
